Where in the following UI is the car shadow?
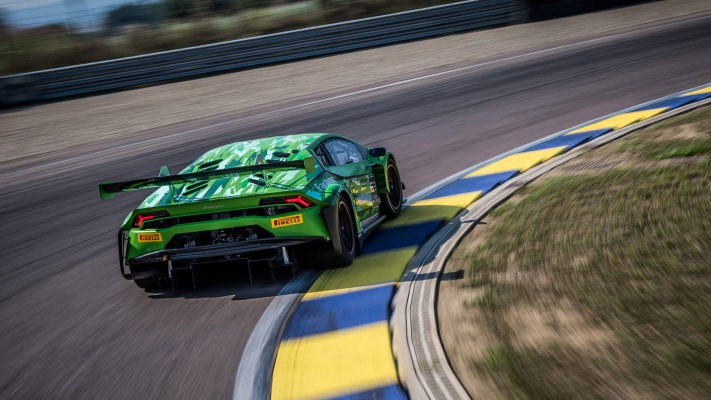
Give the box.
[145,260,302,300]
[143,207,483,303]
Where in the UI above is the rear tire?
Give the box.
[380,158,403,218]
[313,195,357,269]
[134,277,158,290]
[333,195,357,267]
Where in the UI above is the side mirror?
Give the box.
[369,147,386,157]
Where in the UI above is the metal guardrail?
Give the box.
[0,0,523,106]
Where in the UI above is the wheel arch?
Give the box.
[337,190,363,251]
[373,152,399,195]
[321,188,361,255]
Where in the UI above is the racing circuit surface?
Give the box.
[2,13,711,399]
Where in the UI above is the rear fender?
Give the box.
[118,230,165,280]
[370,151,395,195]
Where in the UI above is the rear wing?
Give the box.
[98,157,315,200]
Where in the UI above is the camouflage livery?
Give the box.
[99,133,403,288]
[140,134,321,207]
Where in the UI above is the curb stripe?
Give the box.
[565,108,667,134]
[306,248,418,294]
[523,131,600,151]
[301,282,394,302]
[362,220,445,254]
[423,170,516,198]
[466,147,566,177]
[329,385,407,400]
[282,285,394,340]
[635,96,698,111]
[270,82,711,399]
[382,205,459,227]
[272,322,399,400]
[413,191,482,208]
[681,85,711,96]
[327,384,407,400]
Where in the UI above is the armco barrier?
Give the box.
[270,83,711,399]
[0,0,522,106]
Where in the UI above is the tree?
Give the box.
[0,8,9,35]
[104,3,163,29]
[162,0,195,19]
[206,0,238,13]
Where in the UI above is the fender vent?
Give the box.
[372,163,387,194]
[183,182,209,196]
[197,159,222,171]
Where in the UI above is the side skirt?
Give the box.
[359,214,386,248]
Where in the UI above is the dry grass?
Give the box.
[438,106,711,399]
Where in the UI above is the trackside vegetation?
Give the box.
[0,0,458,75]
[438,105,711,399]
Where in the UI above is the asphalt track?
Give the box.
[1,14,711,400]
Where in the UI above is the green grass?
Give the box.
[461,106,711,398]
[645,105,711,128]
[618,138,711,159]
[616,105,711,160]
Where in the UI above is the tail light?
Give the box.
[133,211,170,228]
[285,196,314,208]
[259,196,314,208]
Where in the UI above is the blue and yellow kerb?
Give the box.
[270,84,711,399]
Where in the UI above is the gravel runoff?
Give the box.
[2,0,710,168]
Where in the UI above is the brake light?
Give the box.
[259,196,314,208]
[286,195,313,208]
[132,211,170,228]
[133,214,155,228]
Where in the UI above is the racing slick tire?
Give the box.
[380,157,403,218]
[332,195,357,267]
[311,195,357,269]
[134,277,159,289]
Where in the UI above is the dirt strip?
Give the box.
[2,0,711,168]
[438,106,711,399]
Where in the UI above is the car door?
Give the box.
[320,139,380,226]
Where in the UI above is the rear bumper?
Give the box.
[131,237,323,263]
[117,204,342,280]
[118,231,324,279]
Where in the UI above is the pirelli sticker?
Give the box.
[271,214,303,228]
[137,233,163,243]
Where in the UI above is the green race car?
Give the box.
[99,133,404,289]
